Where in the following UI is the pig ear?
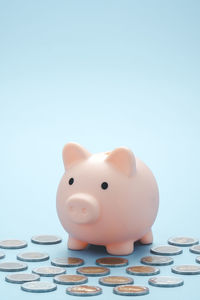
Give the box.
[62,142,91,170]
[105,147,136,176]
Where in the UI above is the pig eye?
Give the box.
[68,177,74,185]
[101,182,108,190]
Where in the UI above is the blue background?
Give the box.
[0,0,200,299]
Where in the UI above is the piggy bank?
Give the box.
[56,142,159,255]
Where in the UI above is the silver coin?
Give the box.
[168,236,199,247]
[99,276,133,287]
[190,245,200,254]
[32,266,66,277]
[66,285,102,296]
[196,256,200,264]
[54,274,88,285]
[126,265,160,276]
[0,262,28,272]
[17,252,49,262]
[5,273,40,284]
[141,255,174,266]
[113,285,149,296]
[21,281,57,293]
[51,257,84,267]
[76,266,110,277]
[148,276,184,287]
[0,252,5,259]
[0,240,27,249]
[151,245,182,255]
[171,265,200,275]
[31,235,62,245]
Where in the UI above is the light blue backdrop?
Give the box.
[0,0,200,299]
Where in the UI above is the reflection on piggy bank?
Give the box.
[56,142,159,255]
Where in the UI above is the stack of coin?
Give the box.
[96,257,128,267]
[99,276,133,287]
[54,274,88,285]
[76,266,110,277]
[0,240,27,249]
[113,285,149,296]
[51,257,84,267]
[126,265,160,276]
[31,235,62,245]
[66,285,102,296]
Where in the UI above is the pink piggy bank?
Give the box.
[56,142,159,255]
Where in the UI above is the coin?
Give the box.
[0,240,27,249]
[66,285,102,296]
[76,266,110,276]
[168,237,199,247]
[5,273,40,284]
[141,255,174,266]
[54,274,88,285]
[113,285,149,296]
[17,252,49,262]
[171,265,200,275]
[96,257,128,267]
[0,252,5,259]
[21,281,57,293]
[148,276,184,287]
[150,245,182,255]
[31,235,62,245]
[190,245,200,254]
[99,276,133,287]
[126,265,160,276]
[32,266,66,277]
[0,262,28,272]
[196,256,200,264]
[51,257,84,267]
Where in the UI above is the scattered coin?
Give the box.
[148,276,184,287]
[141,255,174,266]
[171,265,200,275]
[99,276,133,287]
[21,281,57,293]
[5,273,40,284]
[113,285,149,296]
[17,252,49,262]
[0,262,28,272]
[190,245,200,254]
[126,265,160,276]
[31,235,62,245]
[196,257,200,264]
[32,266,66,277]
[96,257,128,267]
[54,274,88,285]
[51,257,84,267]
[77,266,110,277]
[168,237,199,247]
[151,245,182,256]
[0,240,27,249]
[0,252,5,259]
[66,285,102,296]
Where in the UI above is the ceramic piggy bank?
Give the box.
[56,142,159,255]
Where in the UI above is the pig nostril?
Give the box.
[69,205,74,211]
[81,208,87,214]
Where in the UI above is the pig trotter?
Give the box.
[68,236,88,250]
[106,241,134,255]
[139,230,153,244]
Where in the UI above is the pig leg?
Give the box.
[139,230,153,244]
[68,236,88,250]
[106,240,134,255]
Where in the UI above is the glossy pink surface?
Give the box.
[56,142,159,255]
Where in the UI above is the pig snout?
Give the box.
[65,193,100,224]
